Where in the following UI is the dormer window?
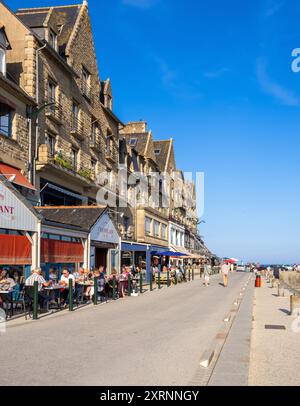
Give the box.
[49,29,57,51]
[82,66,91,99]
[154,149,161,155]
[0,27,11,76]
[129,138,137,147]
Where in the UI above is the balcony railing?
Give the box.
[105,149,115,163]
[90,136,101,153]
[81,81,91,100]
[45,100,63,124]
[71,117,85,141]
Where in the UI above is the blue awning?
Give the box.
[152,251,188,257]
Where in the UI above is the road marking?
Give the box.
[200,349,215,368]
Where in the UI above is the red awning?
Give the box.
[0,163,35,190]
[0,234,31,265]
[41,239,84,264]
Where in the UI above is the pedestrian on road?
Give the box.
[221,262,230,287]
[273,267,280,280]
[203,268,210,287]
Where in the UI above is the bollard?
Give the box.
[94,277,98,305]
[167,271,170,287]
[128,274,131,296]
[112,276,116,300]
[33,281,38,320]
[150,273,153,292]
[69,279,73,311]
[192,269,194,281]
[158,272,161,290]
[189,269,191,282]
[278,284,285,297]
[290,295,300,316]
[140,273,143,294]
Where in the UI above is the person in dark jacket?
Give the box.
[273,268,280,280]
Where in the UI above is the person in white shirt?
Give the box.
[59,268,75,305]
[221,262,230,287]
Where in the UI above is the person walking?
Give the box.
[221,261,230,287]
[203,268,210,287]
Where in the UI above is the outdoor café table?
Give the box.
[0,290,14,318]
[75,281,93,303]
[44,285,62,310]
[76,281,94,286]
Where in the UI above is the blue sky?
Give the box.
[8,0,300,263]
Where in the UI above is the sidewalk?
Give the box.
[249,277,300,386]
[208,274,254,386]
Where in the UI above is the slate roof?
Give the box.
[16,10,49,27]
[122,133,149,157]
[36,206,107,232]
[16,5,81,57]
[153,140,171,172]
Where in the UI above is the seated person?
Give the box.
[74,267,85,283]
[0,269,17,305]
[0,269,16,291]
[49,268,58,284]
[59,268,75,305]
[25,268,51,310]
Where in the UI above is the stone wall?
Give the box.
[280,272,300,291]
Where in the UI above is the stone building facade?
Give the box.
[120,121,169,249]
[1,1,121,207]
[0,0,208,273]
[0,23,36,203]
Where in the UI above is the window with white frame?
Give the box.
[49,29,57,50]
[91,120,98,144]
[154,221,160,238]
[46,132,56,157]
[161,224,167,240]
[72,102,79,132]
[0,48,6,76]
[71,148,77,171]
[145,217,152,235]
[106,132,112,155]
[0,103,13,137]
[82,66,90,98]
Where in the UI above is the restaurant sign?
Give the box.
[90,213,119,244]
[0,181,38,232]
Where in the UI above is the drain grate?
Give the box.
[265,324,286,330]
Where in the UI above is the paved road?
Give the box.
[1,272,249,386]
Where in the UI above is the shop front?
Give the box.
[121,242,149,281]
[0,176,41,279]
[89,212,120,274]
[39,224,87,278]
[121,242,169,282]
[37,206,120,275]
